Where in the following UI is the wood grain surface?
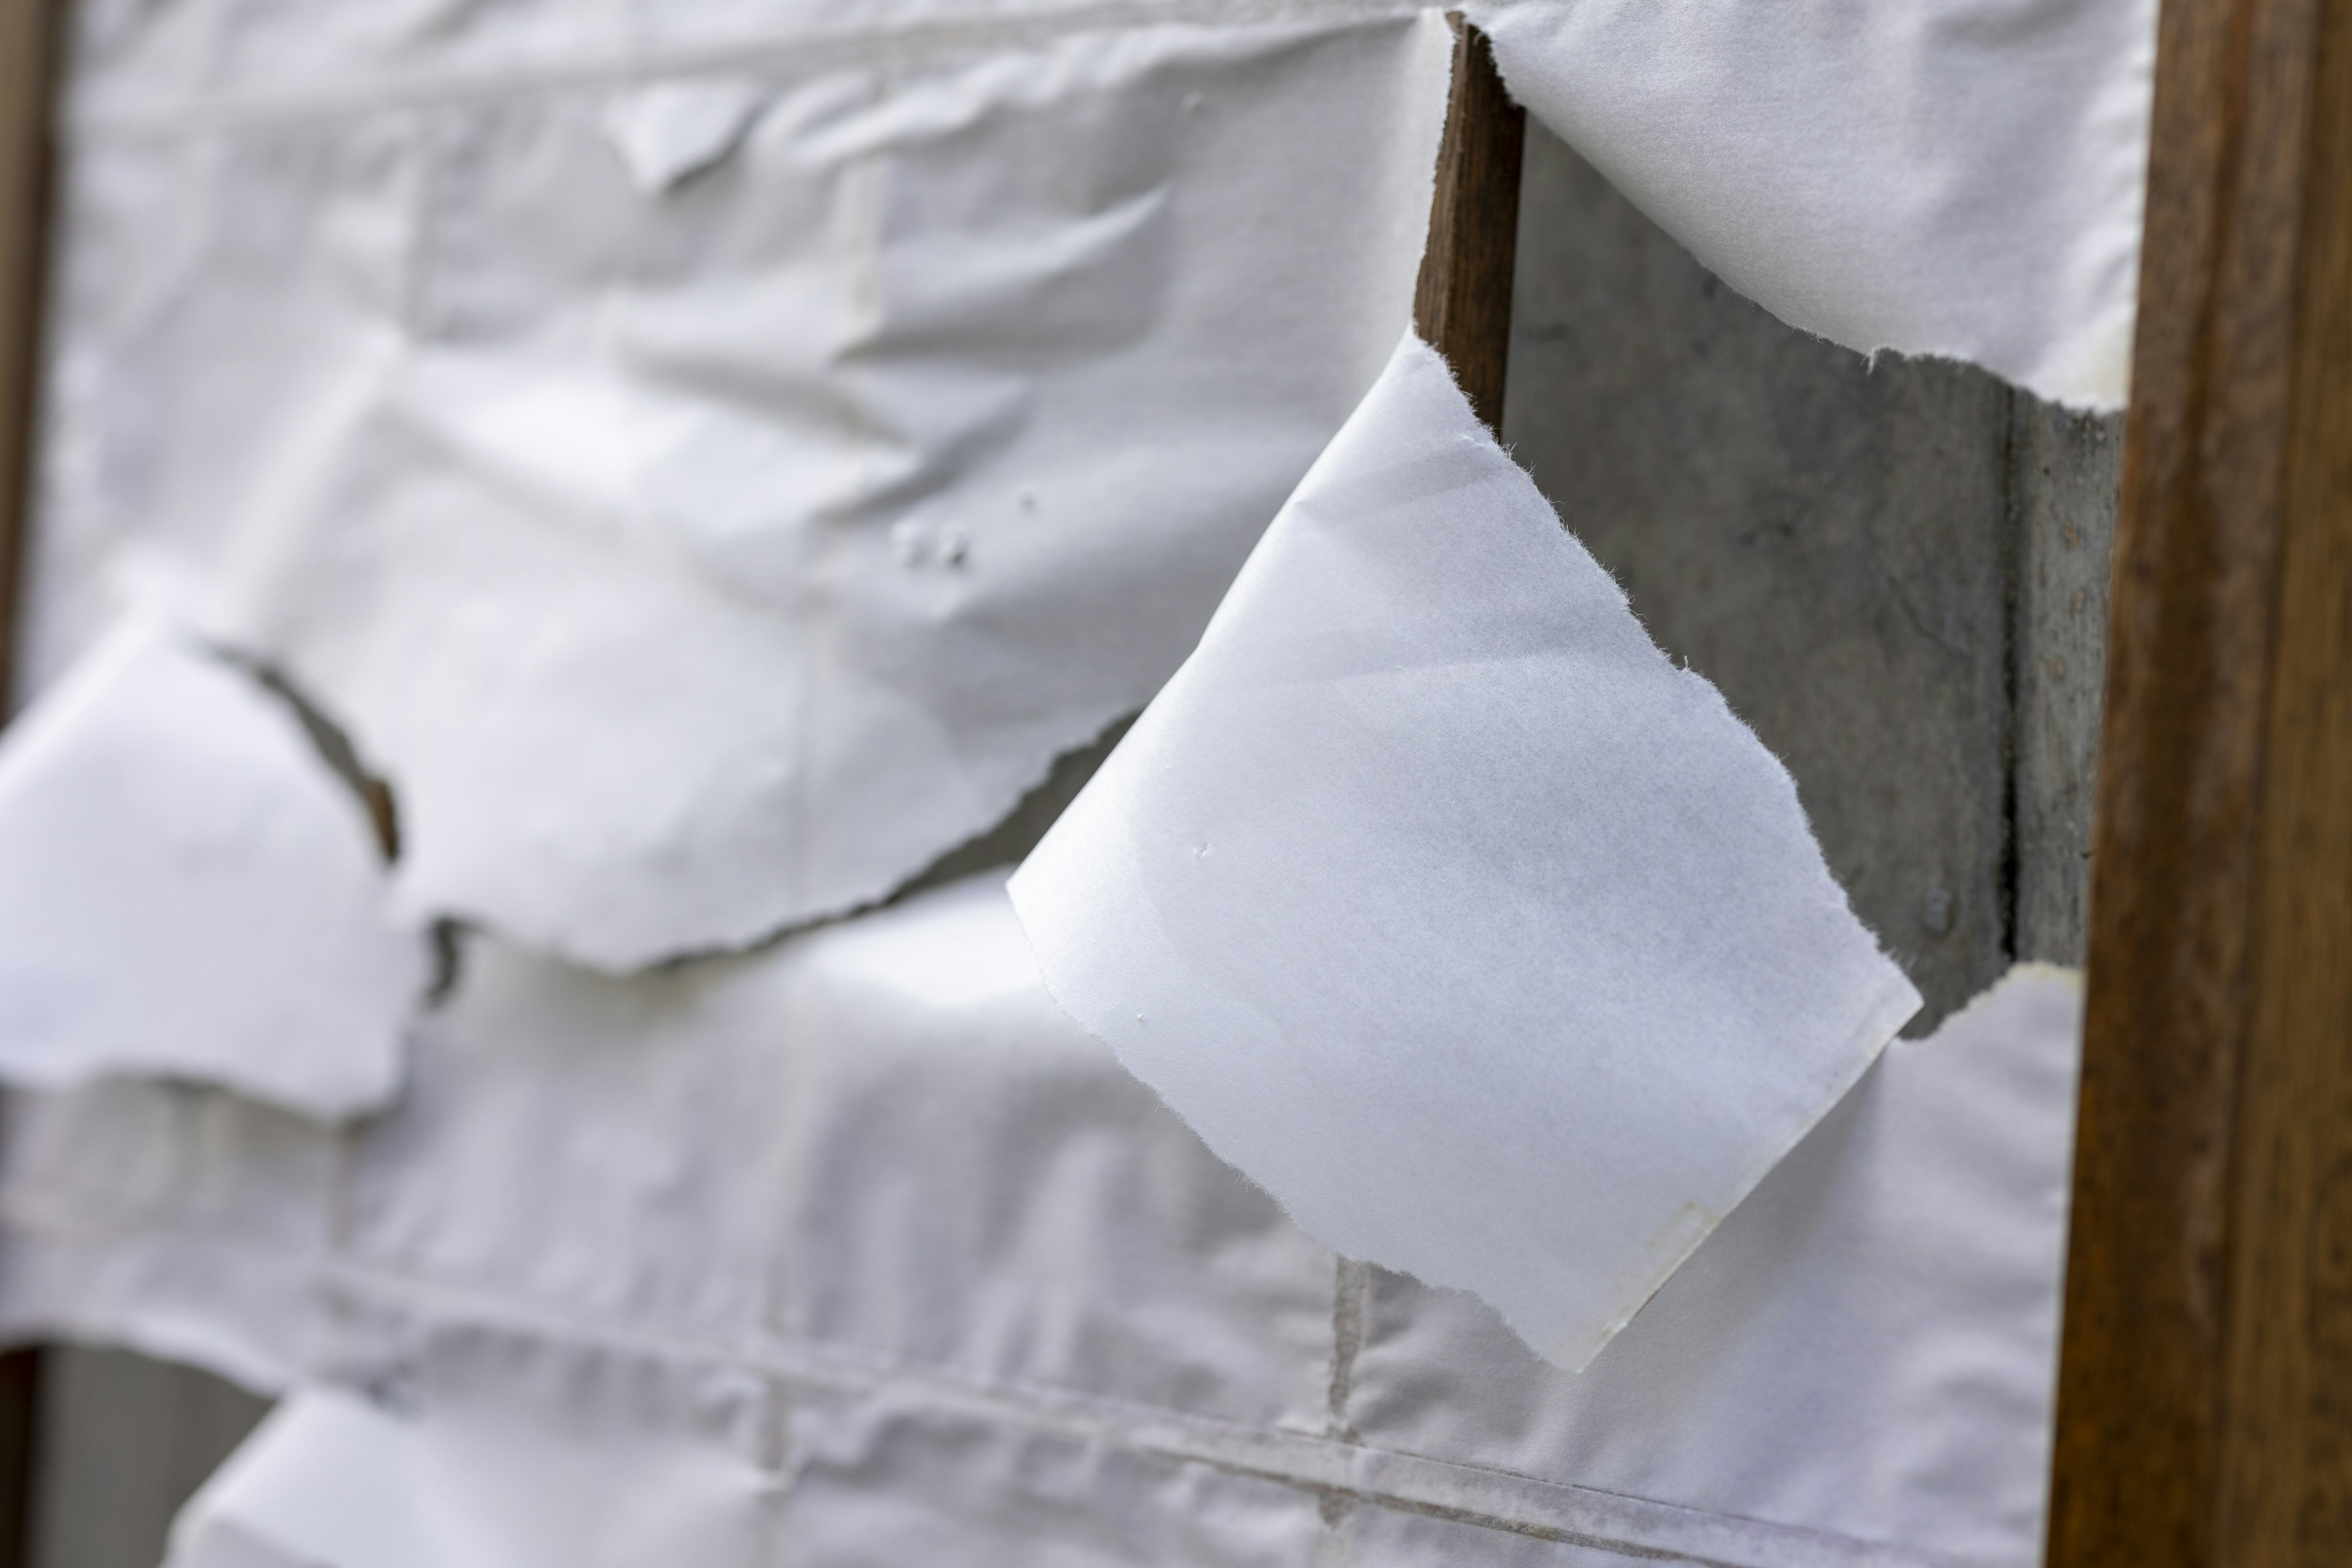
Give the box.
[2047,0,2352,1561]
[0,0,61,1563]
[0,0,56,713]
[1414,16,1523,435]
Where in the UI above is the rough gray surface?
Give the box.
[29,1345,268,1568]
[1506,126,2020,1032]
[2011,399,2122,966]
[1504,125,2120,1027]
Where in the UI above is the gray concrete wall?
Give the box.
[14,120,2124,1568]
[1506,123,2120,1025]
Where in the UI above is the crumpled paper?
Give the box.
[34,12,1453,970]
[1010,332,1921,1368]
[0,619,425,1117]
[1469,0,2156,409]
[6,881,2076,1568]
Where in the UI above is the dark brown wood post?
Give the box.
[2046,0,2352,1559]
[1414,16,1523,436]
[0,0,56,704]
[0,1,62,1564]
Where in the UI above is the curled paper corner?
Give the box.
[1009,331,1921,1370]
[600,78,769,194]
[0,618,431,1119]
[1464,0,2155,412]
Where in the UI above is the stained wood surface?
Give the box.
[2046,0,2352,1560]
[1414,17,1523,435]
[0,1,61,1564]
[0,0,55,712]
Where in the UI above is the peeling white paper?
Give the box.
[0,620,426,1117]
[1010,333,1923,1368]
[39,14,1453,970]
[12,888,2075,1567]
[1351,964,2087,1568]
[1470,0,2157,409]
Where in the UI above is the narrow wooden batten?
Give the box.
[2048,0,2352,1559]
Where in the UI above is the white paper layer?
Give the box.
[31,13,1452,969]
[0,621,425,1117]
[1010,333,1922,1368]
[168,1336,781,1568]
[0,1076,340,1392]
[1349,963,2086,1568]
[1470,0,2156,409]
[168,1387,435,1568]
[8,881,2075,1567]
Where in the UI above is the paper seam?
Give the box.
[0,1208,1954,1568]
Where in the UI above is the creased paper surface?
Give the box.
[167,1387,437,1568]
[0,1076,339,1393]
[1469,0,2156,409]
[1351,965,2086,1568]
[0,620,424,1117]
[1010,333,1922,1368]
[32,13,1452,969]
[5,880,2073,1567]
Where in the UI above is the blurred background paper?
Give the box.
[1010,333,1921,1369]
[6,892,2077,1568]
[1351,964,2087,1568]
[166,1388,437,1568]
[1471,0,2155,409]
[0,620,425,1119]
[31,12,1453,970]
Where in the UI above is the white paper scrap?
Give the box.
[1009,333,1922,1369]
[0,620,427,1117]
[1470,0,2156,409]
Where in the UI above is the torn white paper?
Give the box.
[13,886,2073,1567]
[0,620,425,1117]
[1350,965,2086,1568]
[34,13,1453,969]
[1469,0,2156,409]
[1009,333,1922,1368]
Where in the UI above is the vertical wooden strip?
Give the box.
[0,0,56,711]
[1414,15,1523,435]
[0,2,61,1566]
[2046,0,2352,1560]
[2212,0,2352,1556]
[0,1351,33,1568]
